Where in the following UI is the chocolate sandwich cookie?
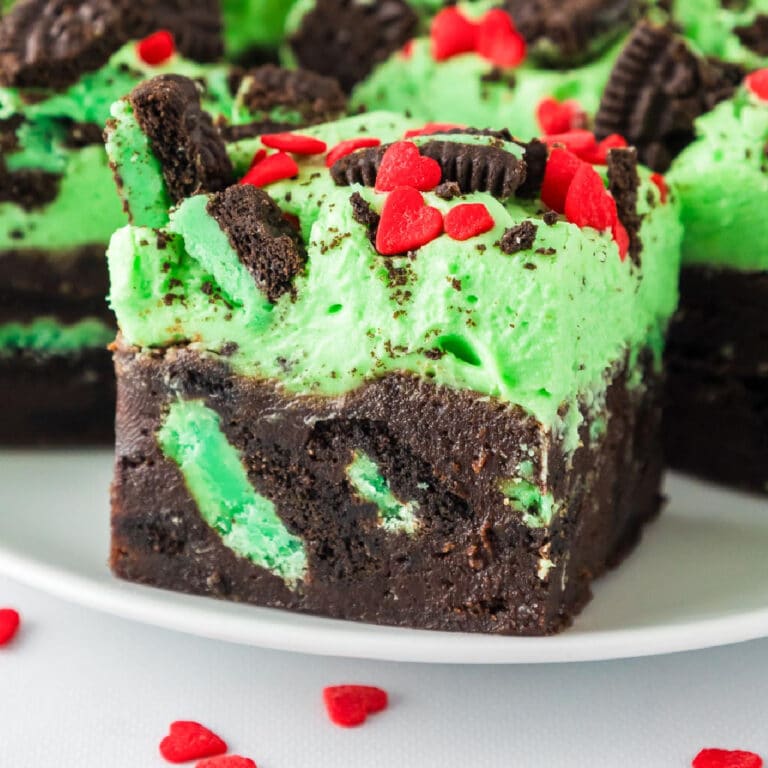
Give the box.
[594,20,744,172]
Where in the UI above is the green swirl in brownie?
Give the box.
[667,83,768,271]
[107,104,682,445]
[673,0,768,69]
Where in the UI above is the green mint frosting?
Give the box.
[351,27,623,141]
[222,0,301,56]
[0,317,113,354]
[668,88,768,271]
[158,398,308,586]
[673,0,768,69]
[346,451,420,534]
[108,111,683,449]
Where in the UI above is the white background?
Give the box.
[2,575,766,767]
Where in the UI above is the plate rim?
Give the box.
[3,535,768,664]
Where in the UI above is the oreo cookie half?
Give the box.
[594,21,744,171]
[330,141,526,199]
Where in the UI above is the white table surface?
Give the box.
[1,575,766,767]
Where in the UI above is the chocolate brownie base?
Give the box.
[111,343,663,635]
[665,266,768,494]
[0,346,114,444]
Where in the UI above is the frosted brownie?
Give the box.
[105,76,682,634]
[0,0,345,443]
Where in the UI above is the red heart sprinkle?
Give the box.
[404,122,465,139]
[745,69,768,101]
[261,133,327,155]
[375,142,442,192]
[445,203,495,240]
[323,685,389,728]
[584,133,629,164]
[137,30,176,66]
[650,172,669,204]
[476,9,526,68]
[612,219,629,261]
[543,130,599,157]
[541,148,583,213]
[536,97,586,135]
[693,749,763,768]
[564,163,617,233]
[0,608,20,646]
[401,39,414,59]
[159,721,227,764]
[430,7,479,62]
[240,152,299,187]
[375,187,444,255]
[248,149,267,170]
[325,137,382,167]
[196,757,257,768]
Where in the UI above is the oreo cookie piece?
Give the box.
[735,14,768,57]
[513,138,547,199]
[0,0,144,88]
[150,0,223,63]
[236,64,347,125]
[606,147,642,265]
[129,75,234,204]
[288,0,418,93]
[502,0,641,66]
[330,145,387,187]
[206,184,307,303]
[331,141,527,199]
[418,141,527,199]
[594,22,744,172]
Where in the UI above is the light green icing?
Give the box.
[346,451,420,534]
[668,89,768,271]
[169,195,275,326]
[673,0,768,69]
[158,398,307,585]
[104,101,172,229]
[222,0,300,55]
[500,478,558,528]
[109,113,682,449]
[0,43,223,127]
[351,35,623,142]
[0,317,113,354]
[0,145,125,250]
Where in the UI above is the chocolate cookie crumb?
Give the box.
[735,14,768,56]
[434,181,462,200]
[238,64,347,125]
[607,147,642,265]
[289,0,418,92]
[500,221,538,254]
[207,184,307,303]
[129,75,234,204]
[350,192,380,245]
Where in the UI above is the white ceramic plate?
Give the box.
[1,449,767,663]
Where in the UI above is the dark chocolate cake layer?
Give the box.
[111,343,663,636]
[0,346,114,444]
[665,266,768,494]
[0,244,113,324]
